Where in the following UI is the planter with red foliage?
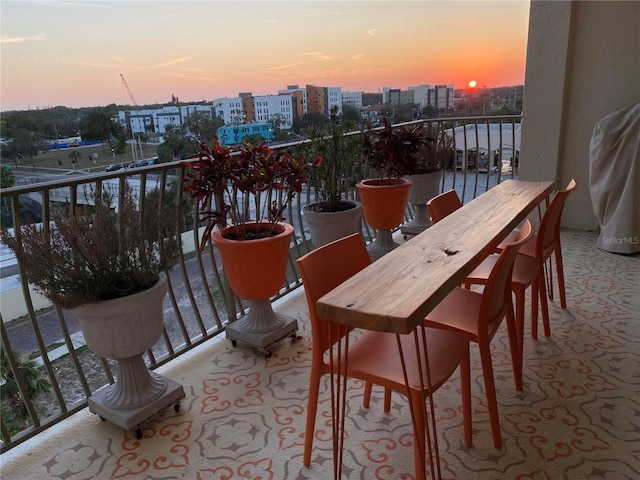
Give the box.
[183,136,316,355]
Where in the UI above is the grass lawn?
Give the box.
[8,143,160,173]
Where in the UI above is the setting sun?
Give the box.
[0,2,531,110]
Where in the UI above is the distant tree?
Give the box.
[80,110,126,154]
[242,133,265,146]
[136,132,149,146]
[362,93,383,106]
[0,165,17,228]
[422,105,440,118]
[156,125,199,162]
[268,114,283,131]
[294,112,331,135]
[182,111,223,142]
[0,165,16,189]
[266,114,293,142]
[3,129,50,169]
[274,129,291,142]
[380,103,415,123]
[341,104,362,125]
[1,112,39,139]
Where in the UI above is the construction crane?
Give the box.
[120,74,138,106]
[119,74,142,162]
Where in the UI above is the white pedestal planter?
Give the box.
[72,273,184,438]
[302,200,363,247]
[401,171,443,238]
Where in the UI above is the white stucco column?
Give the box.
[520,1,640,231]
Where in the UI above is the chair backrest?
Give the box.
[537,179,578,257]
[427,190,462,223]
[480,220,535,329]
[297,233,372,357]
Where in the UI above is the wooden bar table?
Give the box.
[314,179,554,479]
[317,180,554,333]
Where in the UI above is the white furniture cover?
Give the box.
[589,102,640,254]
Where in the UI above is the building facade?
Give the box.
[117,81,454,140]
[118,105,215,135]
[382,84,455,111]
[216,122,274,145]
[342,91,363,109]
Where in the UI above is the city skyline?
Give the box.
[0,1,530,112]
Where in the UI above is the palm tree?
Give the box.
[0,345,52,423]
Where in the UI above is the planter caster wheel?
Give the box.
[231,339,237,347]
[99,416,106,422]
[174,402,180,413]
[135,428,143,440]
[265,350,272,358]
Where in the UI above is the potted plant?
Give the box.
[401,125,455,237]
[0,184,183,438]
[359,118,428,257]
[302,106,364,247]
[183,136,316,356]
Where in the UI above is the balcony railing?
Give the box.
[0,114,521,452]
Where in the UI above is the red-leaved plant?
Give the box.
[363,118,445,181]
[183,135,319,247]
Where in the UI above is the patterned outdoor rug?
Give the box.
[2,230,638,479]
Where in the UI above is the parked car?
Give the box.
[130,157,159,168]
[105,163,125,172]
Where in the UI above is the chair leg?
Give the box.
[460,345,473,447]
[479,341,503,449]
[554,246,567,308]
[538,263,551,337]
[303,371,322,467]
[362,383,391,412]
[363,382,373,408]
[384,388,392,413]
[531,275,547,340]
[514,288,526,358]
[504,304,523,392]
[531,278,539,339]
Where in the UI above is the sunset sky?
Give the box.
[0,1,531,112]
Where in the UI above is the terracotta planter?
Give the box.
[401,170,443,237]
[302,200,362,247]
[212,222,298,354]
[212,222,294,300]
[357,178,413,229]
[72,273,184,435]
[357,178,412,259]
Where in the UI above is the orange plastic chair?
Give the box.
[464,250,542,370]
[519,179,578,316]
[494,179,578,337]
[297,233,471,478]
[428,189,549,344]
[423,220,534,449]
[426,189,462,223]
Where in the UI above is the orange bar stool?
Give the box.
[423,220,534,449]
[488,179,578,337]
[297,233,471,479]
